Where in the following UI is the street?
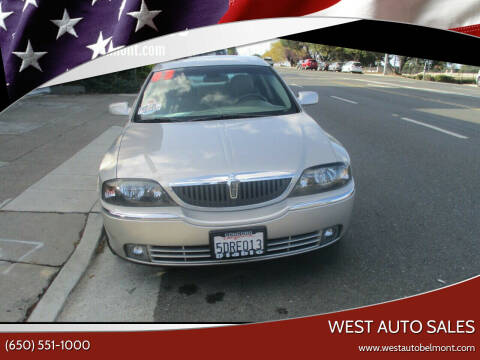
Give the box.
[2,69,479,322]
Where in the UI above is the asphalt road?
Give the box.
[56,69,480,322]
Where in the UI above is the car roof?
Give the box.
[153,55,269,71]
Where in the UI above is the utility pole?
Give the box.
[383,53,388,75]
[423,60,427,80]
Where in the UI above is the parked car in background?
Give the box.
[328,62,344,72]
[317,62,328,71]
[102,55,355,266]
[476,70,480,87]
[263,57,274,66]
[201,49,228,56]
[302,59,318,70]
[342,61,363,73]
[296,60,304,70]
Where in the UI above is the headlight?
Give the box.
[289,163,351,197]
[102,179,175,206]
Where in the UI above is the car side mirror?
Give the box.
[297,91,319,106]
[109,102,131,116]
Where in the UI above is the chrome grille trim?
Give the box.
[169,172,294,186]
[172,177,292,207]
[150,253,211,259]
[149,245,211,263]
[267,232,320,252]
[266,232,319,247]
[267,238,320,252]
[146,231,331,264]
[150,247,209,254]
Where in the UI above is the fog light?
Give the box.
[125,244,149,261]
[133,246,144,255]
[322,225,341,242]
[324,228,335,237]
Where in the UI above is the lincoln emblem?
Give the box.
[227,176,240,200]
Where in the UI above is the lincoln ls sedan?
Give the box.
[100,55,355,266]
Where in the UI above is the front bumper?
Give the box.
[102,180,355,266]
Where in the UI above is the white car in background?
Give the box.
[328,62,344,72]
[102,55,355,266]
[263,57,274,66]
[342,61,363,74]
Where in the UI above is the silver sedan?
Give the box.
[100,55,355,266]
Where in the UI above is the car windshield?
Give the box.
[135,65,299,122]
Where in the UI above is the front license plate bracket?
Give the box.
[209,227,267,260]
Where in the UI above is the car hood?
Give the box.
[116,112,338,185]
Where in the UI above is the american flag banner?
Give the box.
[0,0,480,108]
[0,0,229,104]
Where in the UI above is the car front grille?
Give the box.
[171,178,291,207]
[147,231,336,264]
[149,245,212,263]
[266,231,321,254]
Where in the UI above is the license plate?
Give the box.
[210,228,266,260]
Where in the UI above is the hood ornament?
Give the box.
[227,175,240,200]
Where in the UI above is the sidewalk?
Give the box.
[0,125,123,322]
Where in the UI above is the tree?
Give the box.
[279,39,307,65]
[294,42,383,65]
[460,64,480,73]
[262,41,287,63]
[227,47,238,55]
[397,56,411,73]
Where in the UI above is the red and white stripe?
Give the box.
[220,0,480,37]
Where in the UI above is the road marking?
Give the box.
[348,78,480,99]
[0,238,44,275]
[400,117,469,139]
[330,95,358,104]
[367,83,389,88]
[289,83,303,88]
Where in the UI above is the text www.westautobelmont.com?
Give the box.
[358,344,475,352]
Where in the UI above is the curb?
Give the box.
[27,213,103,322]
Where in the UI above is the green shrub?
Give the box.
[69,65,154,94]
[434,75,456,83]
[414,74,434,81]
[417,74,435,81]
[456,78,476,85]
[408,73,476,85]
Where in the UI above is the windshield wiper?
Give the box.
[187,113,268,122]
[137,113,272,123]
[137,117,187,123]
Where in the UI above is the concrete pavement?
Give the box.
[0,93,129,322]
[3,126,121,213]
